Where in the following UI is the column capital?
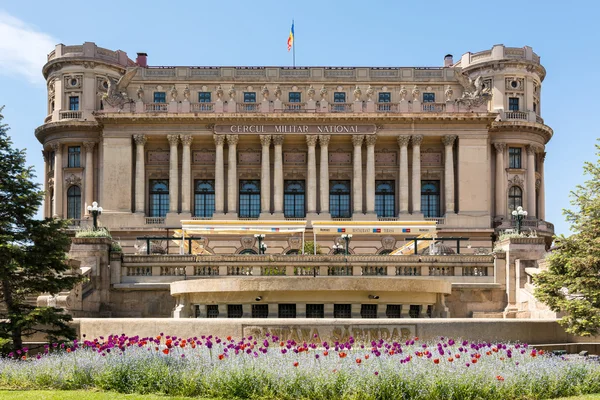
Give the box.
[306,135,318,146]
[180,134,193,147]
[259,134,272,146]
[83,141,96,152]
[526,144,537,155]
[272,134,284,146]
[442,134,457,147]
[351,134,364,147]
[411,135,423,146]
[397,135,410,148]
[365,135,377,147]
[167,134,179,146]
[50,142,62,153]
[226,134,239,146]
[213,134,225,146]
[493,142,506,153]
[318,134,331,146]
[133,134,147,146]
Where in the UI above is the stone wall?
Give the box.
[446,285,507,317]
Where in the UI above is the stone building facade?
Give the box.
[35,42,555,319]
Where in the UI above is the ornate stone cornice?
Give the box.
[43,58,128,80]
[133,134,147,146]
[226,134,239,146]
[489,121,553,144]
[411,135,423,146]
[272,135,284,146]
[306,135,318,146]
[397,135,410,147]
[318,135,331,147]
[180,134,193,146]
[441,135,457,147]
[493,142,506,153]
[213,134,225,146]
[259,134,272,146]
[365,135,377,146]
[35,121,102,145]
[351,135,364,147]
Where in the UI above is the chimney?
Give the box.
[136,52,148,67]
[444,54,453,67]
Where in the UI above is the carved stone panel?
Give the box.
[421,152,442,166]
[148,151,169,164]
[241,237,255,249]
[239,151,261,165]
[381,236,396,250]
[329,151,352,164]
[288,237,302,250]
[193,150,216,164]
[375,150,397,165]
[284,152,306,164]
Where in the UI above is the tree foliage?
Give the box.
[534,141,600,336]
[0,107,80,353]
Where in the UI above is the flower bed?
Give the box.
[1,334,600,399]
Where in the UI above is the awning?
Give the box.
[180,220,307,235]
[311,220,436,235]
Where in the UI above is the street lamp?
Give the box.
[511,206,528,234]
[341,233,353,256]
[254,234,267,254]
[87,201,103,230]
[332,243,343,255]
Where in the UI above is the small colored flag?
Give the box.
[373,228,381,233]
[337,228,346,233]
[271,228,280,232]
[402,228,411,233]
[287,22,294,51]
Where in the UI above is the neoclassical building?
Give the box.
[35,42,555,319]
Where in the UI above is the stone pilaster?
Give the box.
[397,135,410,215]
[352,135,364,214]
[260,135,272,214]
[365,135,377,214]
[306,135,318,214]
[51,142,63,217]
[319,135,330,214]
[494,143,506,217]
[167,134,179,213]
[226,134,238,214]
[442,135,457,215]
[526,145,537,218]
[539,151,546,220]
[272,135,284,214]
[180,135,193,214]
[411,135,423,214]
[83,141,95,214]
[133,135,147,214]
[213,135,225,214]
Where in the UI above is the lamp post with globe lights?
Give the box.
[254,234,267,254]
[511,206,528,234]
[341,233,353,256]
[87,201,103,230]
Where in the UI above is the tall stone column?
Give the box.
[526,145,537,218]
[167,134,179,213]
[226,134,238,214]
[272,135,284,214]
[539,151,546,220]
[42,150,49,217]
[51,142,63,217]
[494,143,506,217]
[260,135,272,214]
[442,135,457,215]
[180,135,193,214]
[411,135,423,214]
[83,141,95,214]
[319,135,331,214]
[397,135,410,215]
[352,135,364,214]
[213,135,225,214]
[306,135,318,214]
[365,135,377,214]
[133,134,147,214]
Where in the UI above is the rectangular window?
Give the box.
[375,180,395,218]
[288,92,301,103]
[278,304,297,318]
[378,92,391,103]
[252,304,269,318]
[198,92,211,103]
[306,304,324,318]
[333,304,352,318]
[509,97,519,111]
[421,180,440,218]
[244,92,256,103]
[154,92,166,103]
[149,179,169,217]
[69,96,79,111]
[239,180,260,218]
[386,304,402,318]
[68,146,81,168]
[409,305,421,318]
[227,304,243,318]
[423,93,435,103]
[206,305,219,318]
[333,92,346,103]
[284,180,305,218]
[361,304,378,319]
[49,151,55,171]
[509,147,522,169]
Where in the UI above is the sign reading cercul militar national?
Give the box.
[214,124,377,134]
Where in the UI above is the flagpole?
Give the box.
[292,19,295,68]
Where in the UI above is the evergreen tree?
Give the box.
[0,107,80,354]
[534,141,600,336]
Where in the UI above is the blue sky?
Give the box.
[0,0,597,236]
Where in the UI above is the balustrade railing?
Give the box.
[362,266,386,276]
[145,217,165,225]
[328,266,352,276]
[160,266,186,276]
[462,266,488,276]
[191,103,214,112]
[283,102,305,112]
[237,103,260,112]
[396,266,421,276]
[127,266,152,276]
[376,103,398,112]
[59,111,82,120]
[330,103,352,113]
[536,115,544,124]
[425,217,445,225]
[422,103,446,112]
[429,266,454,276]
[261,266,286,276]
[227,266,253,276]
[145,103,168,112]
[505,111,528,120]
[194,266,219,276]
[294,266,319,276]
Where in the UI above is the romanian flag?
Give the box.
[287,22,294,51]
[337,228,346,233]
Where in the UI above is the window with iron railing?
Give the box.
[278,304,297,318]
[252,304,269,318]
[227,304,243,318]
[306,304,324,318]
[386,304,401,318]
[361,304,378,319]
[206,305,219,318]
[334,304,352,318]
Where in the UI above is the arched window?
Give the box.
[67,186,81,220]
[378,249,393,255]
[330,180,351,218]
[508,186,523,215]
[239,248,257,255]
[194,180,215,218]
[375,180,395,218]
[149,180,169,217]
[286,249,300,255]
[284,180,305,218]
[421,180,440,218]
[239,180,260,218]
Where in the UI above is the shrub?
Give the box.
[75,228,112,239]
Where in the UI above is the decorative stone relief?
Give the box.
[136,86,144,100]
[193,170,215,179]
[216,85,224,100]
[148,151,169,164]
[445,85,453,101]
[288,237,302,250]
[505,78,524,91]
[536,179,541,189]
[192,150,215,164]
[65,75,82,89]
[274,86,282,100]
[65,174,82,186]
[366,85,374,101]
[238,151,261,164]
[241,237,255,249]
[183,85,190,100]
[48,177,54,189]
[381,236,396,250]
[170,86,178,102]
[421,151,442,166]
[454,71,492,107]
[261,86,269,100]
[284,152,306,164]
[307,85,315,100]
[411,86,420,101]
[509,175,524,188]
[399,86,408,101]
[375,150,397,165]
[353,86,362,101]
[329,151,352,164]
[319,85,327,99]
[228,85,236,100]
[284,169,306,179]
[147,170,168,179]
